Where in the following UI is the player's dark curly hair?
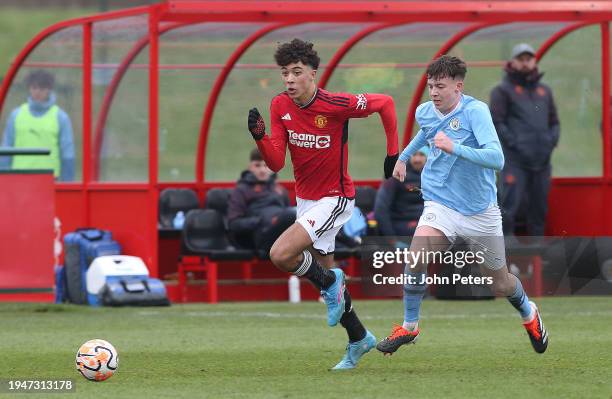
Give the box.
[274,38,320,70]
[426,55,467,81]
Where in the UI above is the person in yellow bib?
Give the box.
[1,70,75,181]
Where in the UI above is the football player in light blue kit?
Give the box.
[376,55,548,356]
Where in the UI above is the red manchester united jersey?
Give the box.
[257,88,398,200]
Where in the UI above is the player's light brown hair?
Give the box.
[426,55,467,81]
[274,38,320,70]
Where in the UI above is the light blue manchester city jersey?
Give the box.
[401,94,503,215]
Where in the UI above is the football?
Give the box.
[75,339,119,381]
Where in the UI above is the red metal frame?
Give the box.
[600,22,612,233]
[161,1,612,24]
[83,23,93,225]
[537,21,611,181]
[148,7,161,277]
[536,22,593,59]
[1,1,611,299]
[601,22,611,181]
[195,22,294,186]
[24,61,504,70]
[319,23,403,89]
[402,21,599,147]
[0,6,151,118]
[177,256,218,303]
[92,22,186,180]
[402,22,496,146]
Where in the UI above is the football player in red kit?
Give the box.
[247,38,399,370]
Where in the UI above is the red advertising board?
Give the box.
[0,171,54,299]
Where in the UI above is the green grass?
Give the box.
[0,297,610,399]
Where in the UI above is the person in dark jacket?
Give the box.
[374,146,427,236]
[490,43,560,236]
[228,148,295,254]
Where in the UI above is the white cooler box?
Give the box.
[86,255,169,306]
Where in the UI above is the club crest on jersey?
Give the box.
[314,115,328,128]
[449,117,461,131]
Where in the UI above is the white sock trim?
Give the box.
[522,302,536,322]
[293,251,312,276]
[402,321,419,331]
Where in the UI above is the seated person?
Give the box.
[228,148,295,255]
[374,146,428,236]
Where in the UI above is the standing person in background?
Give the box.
[490,43,560,236]
[0,70,75,181]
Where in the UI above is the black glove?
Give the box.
[384,153,399,179]
[248,107,266,140]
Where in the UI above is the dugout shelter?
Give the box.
[2,0,612,301]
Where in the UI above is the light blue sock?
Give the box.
[507,274,534,320]
[403,268,427,327]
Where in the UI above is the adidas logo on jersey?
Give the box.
[356,93,367,110]
[282,113,292,120]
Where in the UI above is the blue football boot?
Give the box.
[331,330,377,370]
[320,268,346,327]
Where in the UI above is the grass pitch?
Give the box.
[0,297,610,399]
